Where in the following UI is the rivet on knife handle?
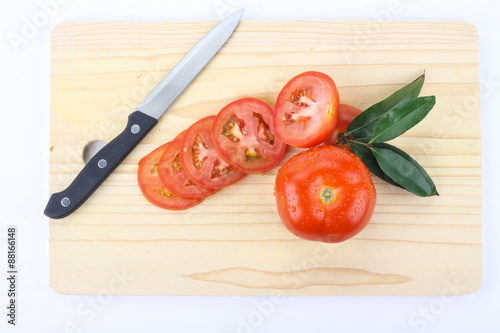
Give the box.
[44,111,157,219]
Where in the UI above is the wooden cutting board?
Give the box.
[49,20,481,295]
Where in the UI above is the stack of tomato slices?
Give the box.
[137,98,287,210]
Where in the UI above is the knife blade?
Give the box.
[44,9,244,219]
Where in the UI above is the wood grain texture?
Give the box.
[49,21,481,295]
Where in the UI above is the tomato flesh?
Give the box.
[274,71,339,148]
[137,143,204,210]
[275,145,376,243]
[158,131,218,199]
[212,98,287,173]
[181,116,246,189]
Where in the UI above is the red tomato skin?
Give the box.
[274,71,340,148]
[137,143,204,210]
[322,104,362,147]
[212,98,287,174]
[275,145,376,243]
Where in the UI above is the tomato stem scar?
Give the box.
[320,186,336,204]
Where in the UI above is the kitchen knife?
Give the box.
[44,9,244,219]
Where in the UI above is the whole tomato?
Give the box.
[322,104,362,148]
[274,145,376,243]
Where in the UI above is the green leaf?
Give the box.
[369,96,436,143]
[370,143,438,197]
[347,140,402,188]
[345,73,425,139]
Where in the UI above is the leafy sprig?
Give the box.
[340,73,438,197]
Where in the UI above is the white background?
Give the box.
[1,0,499,332]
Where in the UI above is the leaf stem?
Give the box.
[346,138,370,148]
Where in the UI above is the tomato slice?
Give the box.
[273,71,339,148]
[158,131,218,199]
[211,98,287,173]
[137,143,204,210]
[180,116,246,189]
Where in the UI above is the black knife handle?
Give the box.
[44,111,158,219]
